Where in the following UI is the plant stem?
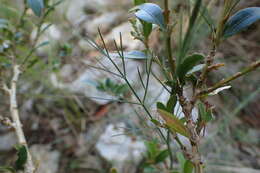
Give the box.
[200,60,260,95]
[166,130,174,169]
[9,65,35,173]
[164,0,175,77]
[197,47,216,88]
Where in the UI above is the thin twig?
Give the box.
[9,65,35,173]
[200,60,260,95]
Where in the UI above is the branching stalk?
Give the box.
[8,65,35,173]
[164,0,175,77]
[200,60,260,95]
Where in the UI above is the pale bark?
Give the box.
[8,65,35,173]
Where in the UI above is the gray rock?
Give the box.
[30,145,60,173]
[84,11,124,35]
[51,55,143,105]
[96,123,145,172]
[105,22,144,50]
[0,132,16,151]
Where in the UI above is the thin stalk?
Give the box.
[200,60,260,95]
[9,65,35,173]
[164,0,175,77]
[167,130,174,169]
[97,30,169,143]
[142,56,152,103]
[163,0,177,169]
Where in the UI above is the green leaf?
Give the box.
[151,119,161,126]
[142,21,153,39]
[155,149,169,163]
[0,167,16,173]
[143,166,157,173]
[36,41,49,49]
[177,53,204,82]
[115,84,128,95]
[176,152,186,170]
[184,160,194,173]
[15,145,27,171]
[157,109,191,138]
[134,3,166,30]
[27,0,44,17]
[145,141,158,159]
[0,5,20,23]
[110,168,118,173]
[156,102,167,111]
[134,0,146,5]
[166,95,177,113]
[198,102,213,122]
[187,64,205,75]
[224,7,260,38]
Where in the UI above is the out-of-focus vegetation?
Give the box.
[0,0,259,173]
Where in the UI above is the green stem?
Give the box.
[167,130,174,169]
[200,60,260,95]
[164,0,175,77]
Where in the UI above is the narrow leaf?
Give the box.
[224,7,260,37]
[110,51,147,60]
[124,51,147,59]
[176,152,186,170]
[145,141,158,159]
[155,149,169,163]
[177,53,204,81]
[184,160,194,173]
[134,0,146,6]
[198,102,213,122]
[187,64,205,75]
[27,0,44,17]
[166,95,177,113]
[134,3,166,30]
[158,109,191,138]
[156,102,167,111]
[0,167,16,173]
[208,86,231,96]
[110,168,118,173]
[15,145,27,170]
[142,21,153,39]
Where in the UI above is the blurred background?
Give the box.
[0,0,259,173]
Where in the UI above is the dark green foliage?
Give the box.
[155,149,169,163]
[96,78,129,97]
[184,161,194,173]
[198,102,213,123]
[142,141,169,168]
[15,145,28,171]
[177,53,204,82]
[134,0,146,6]
[166,95,177,113]
[0,167,16,173]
